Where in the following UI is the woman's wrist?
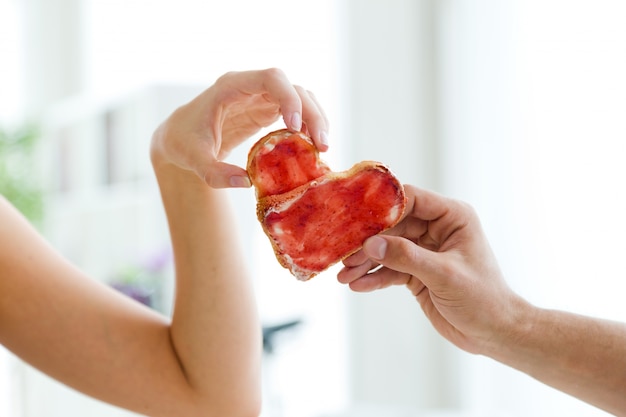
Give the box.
[150,121,205,186]
[150,123,176,171]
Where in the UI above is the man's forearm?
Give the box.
[486,303,626,415]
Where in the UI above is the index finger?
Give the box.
[403,185,478,249]
[403,184,456,221]
[218,68,329,150]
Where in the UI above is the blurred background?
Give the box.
[1,0,625,416]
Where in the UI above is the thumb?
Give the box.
[363,235,447,289]
[201,161,251,189]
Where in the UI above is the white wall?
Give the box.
[0,0,24,124]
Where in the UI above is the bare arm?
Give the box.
[0,68,329,417]
[149,156,261,415]
[0,196,199,416]
[489,305,626,414]
[338,185,626,415]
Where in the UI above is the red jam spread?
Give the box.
[249,132,330,198]
[264,167,404,277]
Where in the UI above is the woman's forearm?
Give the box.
[152,156,261,416]
[486,302,626,415]
[143,68,329,416]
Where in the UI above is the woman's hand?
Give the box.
[151,68,329,188]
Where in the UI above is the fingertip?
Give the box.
[363,236,388,261]
[348,276,379,293]
[341,250,374,268]
[229,175,252,188]
[203,162,250,189]
[337,264,362,285]
[316,130,329,152]
[289,111,302,132]
[337,259,378,285]
[341,249,369,267]
[336,267,352,284]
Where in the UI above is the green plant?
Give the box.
[0,125,44,224]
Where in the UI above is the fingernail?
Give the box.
[319,130,329,149]
[364,236,387,260]
[290,112,302,131]
[230,175,251,188]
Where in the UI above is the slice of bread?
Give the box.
[247,129,406,280]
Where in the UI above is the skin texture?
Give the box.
[0,68,329,417]
[338,185,626,415]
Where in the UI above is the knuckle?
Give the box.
[215,70,237,86]
[452,199,480,225]
[389,237,417,264]
[262,67,286,81]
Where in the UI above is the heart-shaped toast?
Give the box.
[247,129,406,281]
